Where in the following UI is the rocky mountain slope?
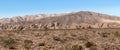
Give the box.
[0,11,120,30]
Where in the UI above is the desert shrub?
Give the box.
[98,32,110,38]
[38,42,45,46]
[43,45,53,50]
[43,46,49,50]
[89,46,97,50]
[85,42,95,48]
[2,38,18,49]
[79,36,87,41]
[71,34,77,37]
[24,40,33,49]
[113,31,120,38]
[53,37,61,41]
[53,36,66,43]
[34,33,41,37]
[102,44,120,50]
[9,47,16,49]
[71,45,84,50]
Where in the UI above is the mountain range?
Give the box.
[0,11,120,30]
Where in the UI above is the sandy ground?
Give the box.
[0,29,120,50]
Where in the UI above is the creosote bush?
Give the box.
[71,45,84,50]
[85,42,95,48]
[2,38,18,49]
[24,40,33,49]
[53,36,66,43]
[39,43,45,46]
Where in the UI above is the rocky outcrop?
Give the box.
[92,23,109,28]
[0,23,116,30]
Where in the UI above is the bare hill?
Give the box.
[0,11,120,30]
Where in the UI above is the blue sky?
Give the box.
[0,0,120,18]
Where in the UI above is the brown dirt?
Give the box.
[0,29,120,50]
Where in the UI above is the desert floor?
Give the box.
[0,29,120,50]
